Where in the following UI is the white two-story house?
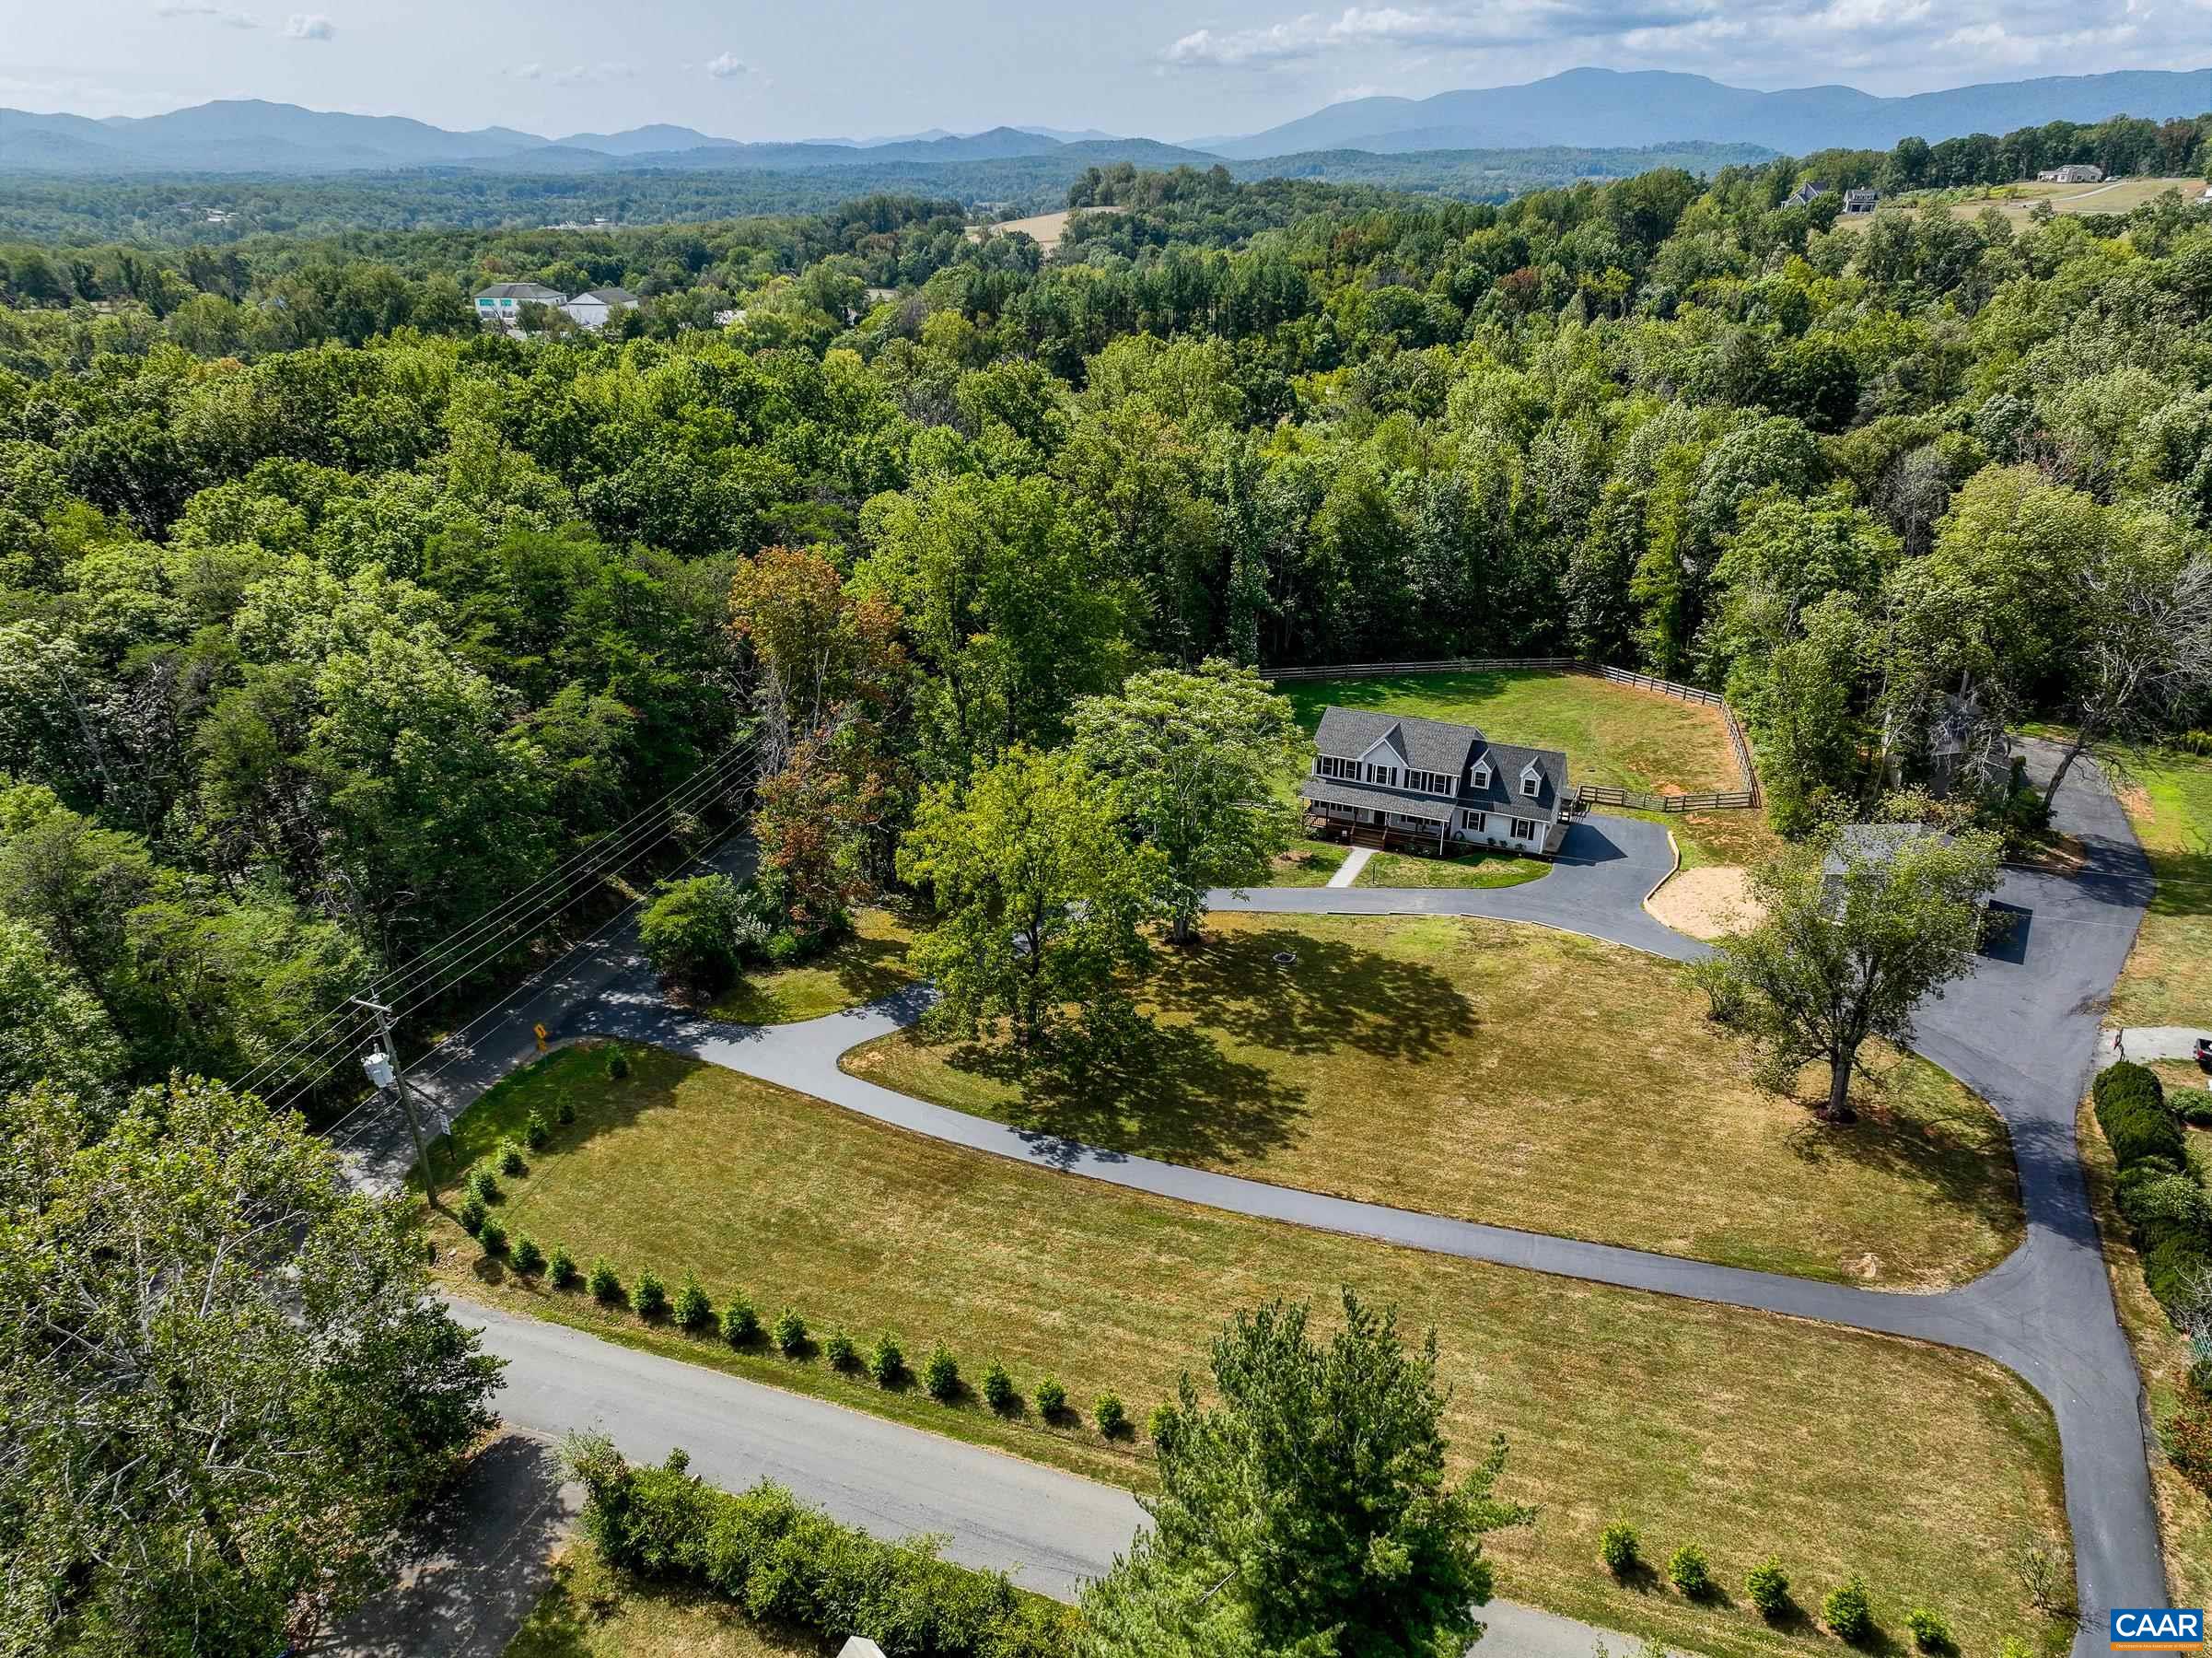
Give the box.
[1298,706,1573,857]
[473,282,567,327]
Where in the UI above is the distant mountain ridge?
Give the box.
[2,66,2205,179]
[1206,66,2212,158]
[0,101,1175,175]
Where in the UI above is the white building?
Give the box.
[1299,706,1572,858]
[561,286,642,330]
[473,282,566,327]
[2037,163,2105,183]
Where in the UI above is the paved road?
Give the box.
[460,1302,1636,1658]
[346,745,2164,1655]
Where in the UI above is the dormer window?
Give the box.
[1471,761,1490,788]
[1520,765,1542,799]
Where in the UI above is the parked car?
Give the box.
[2195,1036,2212,1068]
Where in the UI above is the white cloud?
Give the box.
[283,12,334,40]
[155,3,261,28]
[509,60,637,85]
[704,51,751,79]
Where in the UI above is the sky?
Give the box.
[6,0,2209,142]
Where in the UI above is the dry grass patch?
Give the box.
[1647,864,1763,941]
[703,908,917,1025]
[439,1044,2066,1658]
[1277,669,1742,796]
[844,913,2020,1287]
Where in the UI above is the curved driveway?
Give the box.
[355,748,2163,1652]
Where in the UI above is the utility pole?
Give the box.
[355,996,437,1194]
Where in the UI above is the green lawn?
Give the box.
[1353,847,1548,889]
[1266,839,1349,886]
[703,909,917,1025]
[506,1540,821,1657]
[2109,748,2212,1029]
[1277,669,1741,796]
[437,1043,2068,1658]
[845,913,2020,1289]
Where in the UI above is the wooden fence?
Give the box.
[1265,656,1762,810]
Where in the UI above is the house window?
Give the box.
[1366,763,1398,787]
[1314,755,1356,780]
[1461,810,1487,832]
[1471,763,1489,788]
[1510,817,1536,840]
[1521,773,1540,798]
[1406,768,1449,794]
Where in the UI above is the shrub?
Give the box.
[2164,1385,2212,1496]
[588,1256,622,1302]
[673,1276,714,1332]
[639,874,748,991]
[1093,1393,1128,1438]
[1904,1606,1953,1652]
[548,1244,578,1288]
[1147,1403,1178,1445]
[1599,1521,1640,1577]
[457,1191,489,1235]
[869,1333,904,1387]
[825,1330,858,1371]
[1745,1556,1790,1618]
[511,1233,545,1275]
[924,1345,960,1402]
[477,1216,507,1255]
[981,1359,1015,1412]
[2095,1061,2184,1167]
[722,1296,761,1347]
[465,1165,500,1204]
[560,1094,581,1121]
[605,1052,628,1081]
[524,1110,550,1150]
[634,1268,669,1320]
[1034,1378,1067,1419]
[774,1307,808,1356]
[2146,1232,2212,1313]
[1668,1542,1712,1599]
[1823,1575,1874,1644]
[561,1441,1075,1657]
[497,1140,526,1177]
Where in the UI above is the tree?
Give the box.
[1692,823,2000,1120]
[2037,517,2212,808]
[1074,661,1301,944]
[0,1076,502,1654]
[637,872,748,992]
[1081,1290,1530,1658]
[897,745,1162,1054]
[0,917,122,1101]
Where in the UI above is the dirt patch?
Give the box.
[1648,864,1763,940]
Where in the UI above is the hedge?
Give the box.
[2094,1062,2184,1169]
[565,1435,1076,1657]
[2095,1060,2211,1316]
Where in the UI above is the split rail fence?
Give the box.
[1264,657,1761,811]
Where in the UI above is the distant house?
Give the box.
[1881,687,2011,802]
[713,307,748,326]
[473,282,566,326]
[1786,181,1828,208]
[2037,163,2105,183]
[2198,184,2212,205]
[1299,706,1571,857]
[836,1640,888,1658]
[1842,188,1879,214]
[561,286,641,330]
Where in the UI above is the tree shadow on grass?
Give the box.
[941,1013,1307,1169]
[1145,924,1477,1065]
[1778,1070,2024,1252]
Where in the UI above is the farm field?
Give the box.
[1834,176,2206,231]
[2107,747,2212,1029]
[437,1043,2067,1658]
[970,204,1125,253]
[844,911,2020,1287]
[1275,668,1743,796]
[703,907,918,1025]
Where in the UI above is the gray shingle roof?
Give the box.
[474,282,566,302]
[1823,822,1952,876]
[571,286,639,306]
[1299,776,1456,820]
[1310,706,1568,817]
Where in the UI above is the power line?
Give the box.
[264,746,761,1119]
[236,739,755,1101]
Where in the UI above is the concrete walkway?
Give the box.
[2101,1026,2212,1066]
[1324,844,1373,887]
[344,745,2163,1656]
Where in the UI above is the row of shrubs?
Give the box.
[566,1435,1075,1657]
[2096,1062,2212,1316]
[1599,1523,1957,1652]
